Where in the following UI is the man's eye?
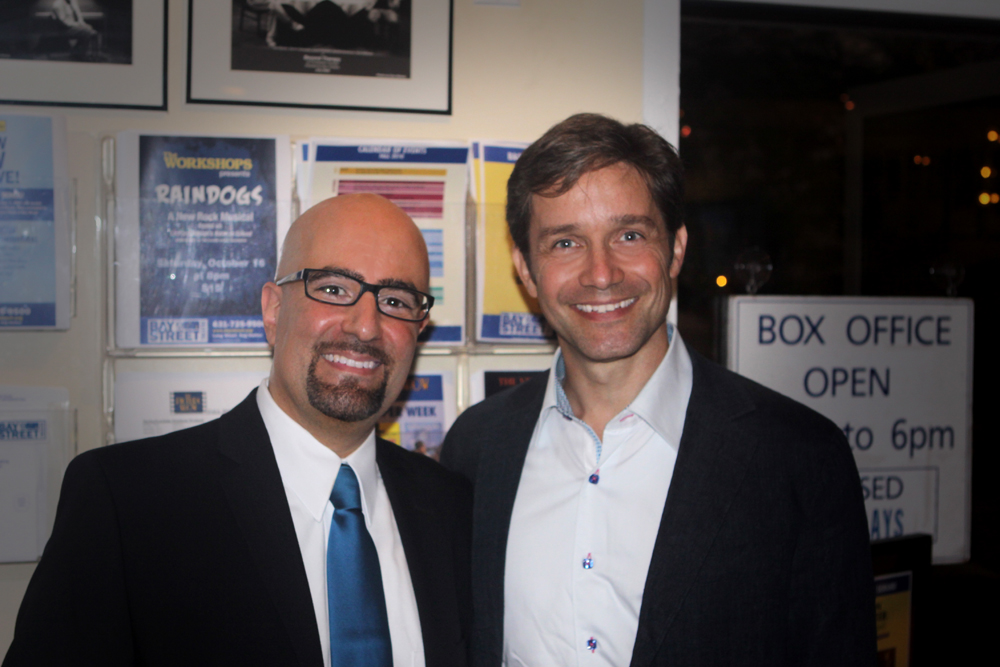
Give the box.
[621,231,643,241]
[554,239,575,249]
[321,285,343,295]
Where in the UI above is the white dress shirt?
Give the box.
[503,326,694,667]
[256,381,425,667]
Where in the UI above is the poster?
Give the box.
[0,0,165,109]
[473,141,553,343]
[875,572,912,666]
[728,296,973,562]
[230,0,412,78]
[188,0,450,113]
[0,113,70,329]
[468,353,553,406]
[0,0,133,65]
[114,370,270,443]
[378,371,455,460]
[115,133,292,347]
[0,384,71,564]
[305,138,467,344]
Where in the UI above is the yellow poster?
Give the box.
[875,572,912,667]
[475,142,553,342]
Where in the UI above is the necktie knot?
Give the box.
[330,464,362,511]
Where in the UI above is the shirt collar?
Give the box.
[256,380,379,522]
[541,323,693,450]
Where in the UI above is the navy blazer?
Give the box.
[5,390,472,667]
[440,350,875,667]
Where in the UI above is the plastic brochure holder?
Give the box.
[0,405,75,564]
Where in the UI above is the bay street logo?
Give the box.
[0,420,46,441]
[147,318,209,344]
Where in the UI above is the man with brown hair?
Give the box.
[441,114,874,667]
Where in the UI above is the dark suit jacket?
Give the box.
[440,351,875,667]
[5,390,472,667]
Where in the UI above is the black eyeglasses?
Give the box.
[275,269,434,322]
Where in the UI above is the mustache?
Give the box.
[314,340,391,367]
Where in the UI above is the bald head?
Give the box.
[277,194,429,288]
[261,193,432,455]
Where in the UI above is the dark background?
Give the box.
[678,1,999,661]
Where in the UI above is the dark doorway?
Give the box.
[679,1,1000,662]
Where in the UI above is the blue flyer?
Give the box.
[0,115,59,328]
[138,136,278,345]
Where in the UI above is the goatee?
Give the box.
[306,341,391,422]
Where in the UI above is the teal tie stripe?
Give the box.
[328,463,393,666]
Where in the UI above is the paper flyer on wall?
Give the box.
[474,141,553,343]
[0,385,71,563]
[378,372,455,460]
[0,113,71,330]
[114,371,270,443]
[115,133,292,347]
[305,138,468,345]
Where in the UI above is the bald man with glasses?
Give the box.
[6,195,472,667]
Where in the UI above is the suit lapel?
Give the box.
[376,439,450,662]
[216,391,324,667]
[629,355,759,667]
[473,375,548,663]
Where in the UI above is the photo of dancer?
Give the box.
[231,0,411,78]
[0,0,132,64]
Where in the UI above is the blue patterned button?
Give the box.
[587,637,598,653]
[589,473,599,484]
[582,553,593,569]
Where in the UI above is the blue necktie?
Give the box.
[328,463,393,666]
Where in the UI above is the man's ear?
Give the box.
[669,225,688,279]
[261,282,282,347]
[511,246,539,299]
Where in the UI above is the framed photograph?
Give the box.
[0,1,167,110]
[187,0,452,114]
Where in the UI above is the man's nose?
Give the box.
[341,291,382,341]
[581,244,624,289]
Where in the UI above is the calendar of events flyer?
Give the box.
[304,138,468,345]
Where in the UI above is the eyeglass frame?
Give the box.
[274,268,435,323]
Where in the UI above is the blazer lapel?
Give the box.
[216,391,324,667]
[629,355,759,667]
[376,439,456,663]
[473,374,548,664]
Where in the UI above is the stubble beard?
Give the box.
[306,341,392,423]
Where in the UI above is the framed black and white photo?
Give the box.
[0,0,167,110]
[187,0,451,114]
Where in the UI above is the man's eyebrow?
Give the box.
[319,266,365,282]
[536,223,581,242]
[377,277,420,291]
[535,215,661,241]
[318,266,419,291]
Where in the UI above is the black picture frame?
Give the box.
[187,0,452,115]
[0,0,168,111]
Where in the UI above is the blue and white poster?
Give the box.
[0,114,70,330]
[115,133,291,347]
[304,138,468,345]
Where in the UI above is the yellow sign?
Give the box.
[875,572,911,667]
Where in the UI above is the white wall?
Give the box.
[0,0,667,655]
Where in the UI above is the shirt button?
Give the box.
[582,553,593,569]
[587,637,598,653]
[589,473,599,484]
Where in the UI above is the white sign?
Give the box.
[728,296,973,563]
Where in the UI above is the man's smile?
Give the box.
[572,297,637,314]
[322,353,381,371]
